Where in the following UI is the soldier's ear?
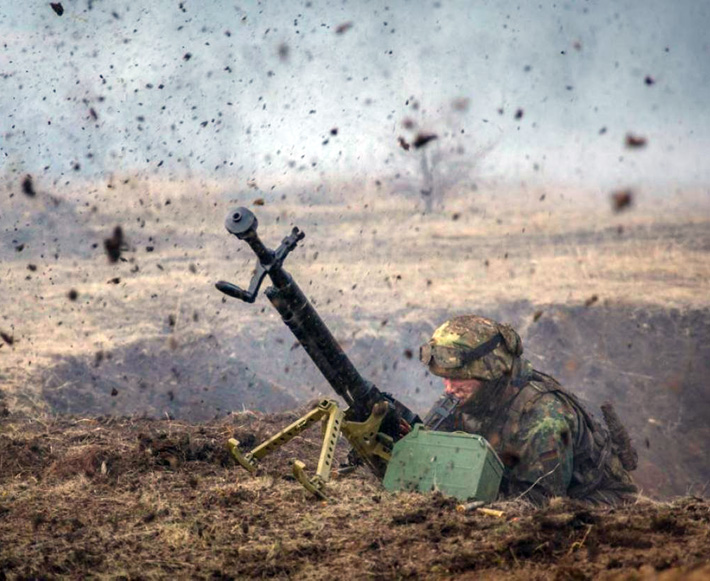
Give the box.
[499,324,523,356]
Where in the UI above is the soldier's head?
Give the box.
[419,315,523,398]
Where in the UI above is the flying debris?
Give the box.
[451,98,470,112]
[625,133,647,149]
[611,189,634,212]
[21,175,36,197]
[278,43,290,61]
[335,22,354,34]
[412,133,438,149]
[104,226,124,263]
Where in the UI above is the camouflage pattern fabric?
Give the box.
[424,315,521,381]
[427,362,639,506]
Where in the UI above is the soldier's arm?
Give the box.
[504,393,577,502]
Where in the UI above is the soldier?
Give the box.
[420,314,638,505]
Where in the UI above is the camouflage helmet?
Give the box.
[420,315,523,381]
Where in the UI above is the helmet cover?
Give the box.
[420,315,522,381]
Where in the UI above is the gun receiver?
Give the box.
[217,207,420,487]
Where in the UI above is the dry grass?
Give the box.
[1,176,708,415]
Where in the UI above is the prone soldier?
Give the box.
[419,314,639,505]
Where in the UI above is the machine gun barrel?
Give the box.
[265,280,372,410]
[216,207,417,430]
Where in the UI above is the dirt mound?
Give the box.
[520,303,710,498]
[31,302,710,498]
[38,333,296,421]
[1,411,708,579]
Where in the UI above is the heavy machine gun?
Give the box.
[216,207,421,498]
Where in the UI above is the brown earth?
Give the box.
[1,177,709,577]
[1,409,709,580]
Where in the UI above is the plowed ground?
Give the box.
[1,409,708,580]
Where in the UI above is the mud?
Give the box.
[0,411,708,580]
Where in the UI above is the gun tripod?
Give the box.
[228,399,393,499]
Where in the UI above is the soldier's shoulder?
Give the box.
[528,369,564,391]
[518,380,577,421]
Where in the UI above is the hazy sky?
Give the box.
[2,0,709,191]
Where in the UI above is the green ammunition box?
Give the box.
[382,425,504,502]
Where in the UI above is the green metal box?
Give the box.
[382,425,504,502]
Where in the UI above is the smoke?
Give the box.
[1,0,708,191]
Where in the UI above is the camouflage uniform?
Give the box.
[421,315,638,506]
